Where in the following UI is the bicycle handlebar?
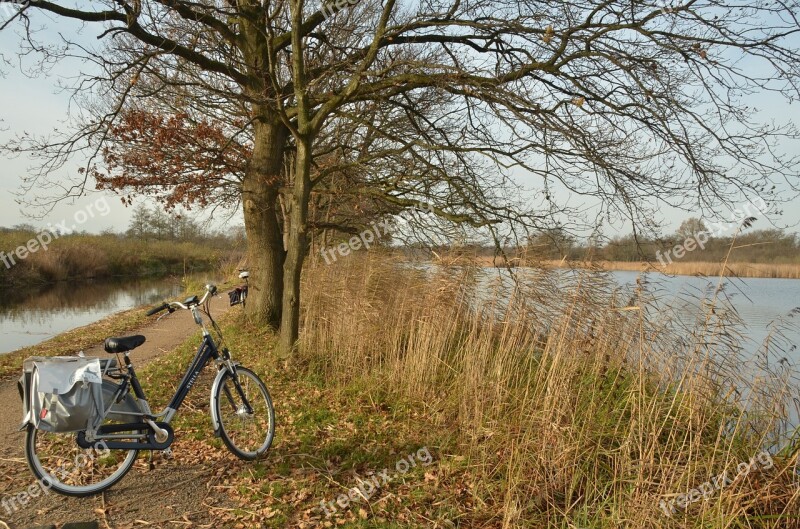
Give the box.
[146,285,216,316]
[146,303,170,316]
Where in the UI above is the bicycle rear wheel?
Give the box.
[25,424,139,497]
[213,366,275,460]
[25,379,142,497]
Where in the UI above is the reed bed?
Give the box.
[576,260,800,279]
[0,231,235,285]
[475,256,800,279]
[298,253,800,528]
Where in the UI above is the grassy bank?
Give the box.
[0,230,241,286]
[143,256,798,527]
[474,256,800,279]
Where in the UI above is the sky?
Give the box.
[1,5,799,239]
[0,10,141,233]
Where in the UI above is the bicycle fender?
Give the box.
[209,367,229,435]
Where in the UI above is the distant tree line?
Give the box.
[591,218,799,264]
[410,219,799,265]
[125,205,244,248]
[1,205,244,248]
[0,205,246,286]
[597,226,799,264]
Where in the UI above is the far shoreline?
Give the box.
[472,258,800,279]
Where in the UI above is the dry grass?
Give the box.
[575,260,800,279]
[0,231,235,285]
[297,253,800,528]
[472,256,800,279]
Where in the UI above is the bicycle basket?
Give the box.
[19,356,104,433]
[228,285,247,306]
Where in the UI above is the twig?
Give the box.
[132,510,205,526]
[99,491,112,529]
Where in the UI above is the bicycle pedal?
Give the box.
[162,447,174,459]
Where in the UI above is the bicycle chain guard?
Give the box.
[76,421,175,450]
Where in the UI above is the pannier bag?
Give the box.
[19,356,104,433]
[228,285,248,306]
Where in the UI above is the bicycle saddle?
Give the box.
[104,335,146,354]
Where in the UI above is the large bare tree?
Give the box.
[3,0,800,354]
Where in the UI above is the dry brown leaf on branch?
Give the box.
[543,25,554,43]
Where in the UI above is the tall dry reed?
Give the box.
[299,253,800,528]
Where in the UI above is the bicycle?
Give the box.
[23,283,276,497]
[228,270,249,308]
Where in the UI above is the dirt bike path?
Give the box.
[0,296,233,529]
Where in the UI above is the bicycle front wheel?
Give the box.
[25,425,139,497]
[213,366,275,460]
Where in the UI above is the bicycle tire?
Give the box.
[213,366,275,460]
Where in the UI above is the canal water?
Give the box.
[0,277,185,355]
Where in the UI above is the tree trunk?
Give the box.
[278,137,312,356]
[243,114,288,329]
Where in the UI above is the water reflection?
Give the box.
[608,271,800,363]
[476,265,800,430]
[0,277,185,354]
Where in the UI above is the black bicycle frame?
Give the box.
[154,333,254,424]
[120,333,219,412]
[163,334,220,411]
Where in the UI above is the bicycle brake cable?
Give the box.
[203,299,225,346]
